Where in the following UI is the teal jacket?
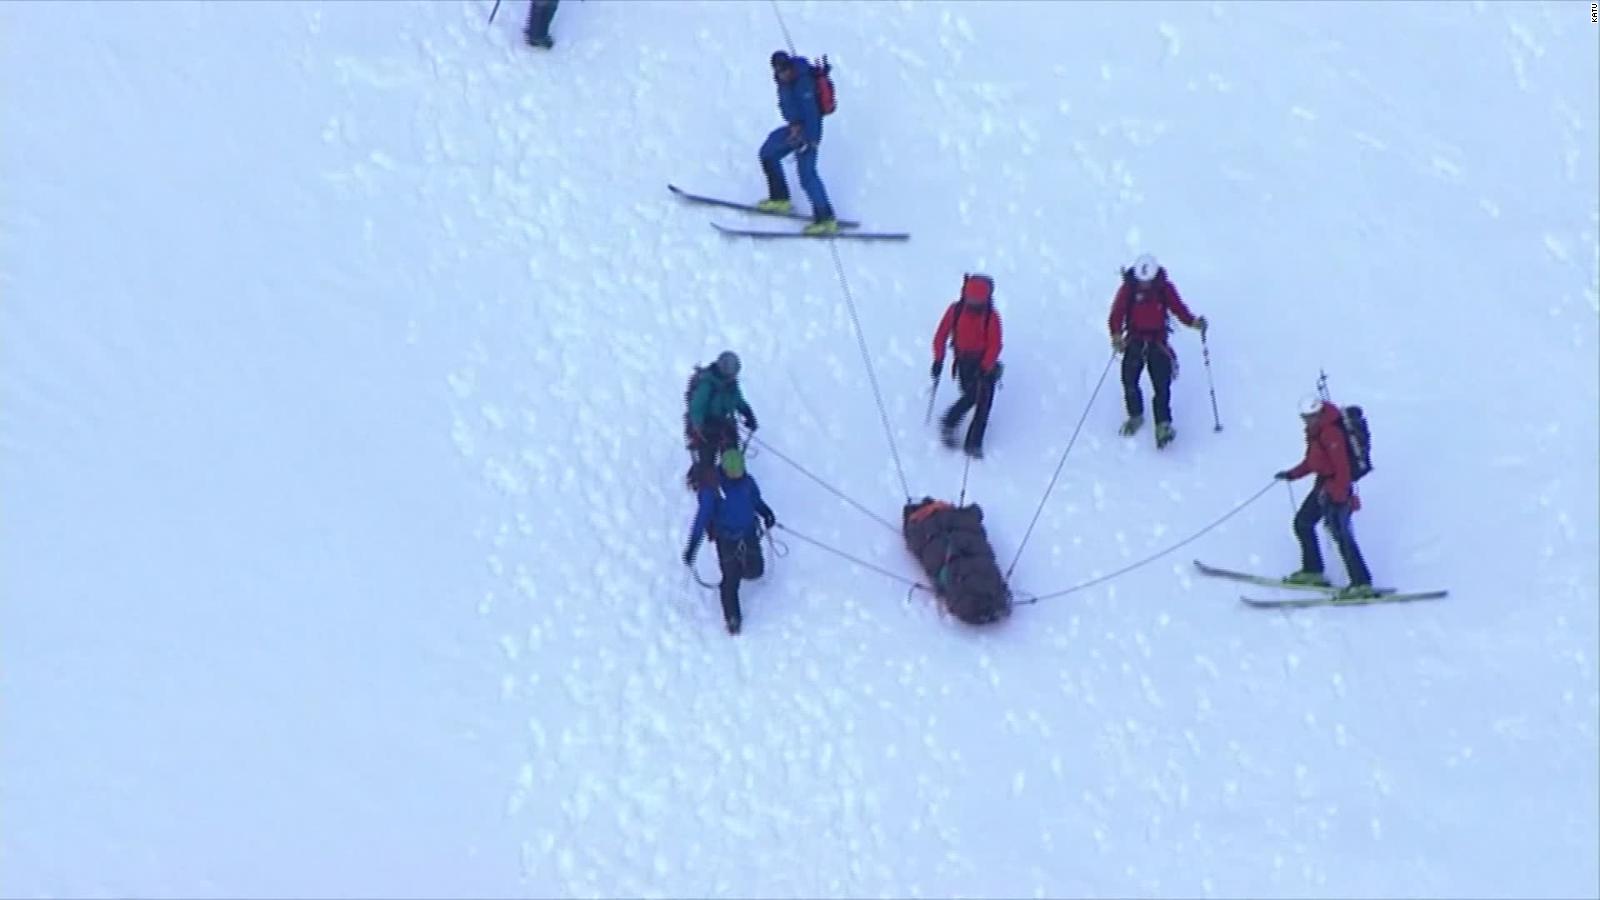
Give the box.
[689,371,754,430]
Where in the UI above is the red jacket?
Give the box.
[932,299,1003,372]
[1285,402,1360,507]
[1107,272,1197,344]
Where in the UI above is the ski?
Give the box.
[1194,560,1342,592]
[1193,559,1396,595]
[712,222,909,241]
[1241,590,1448,608]
[669,184,861,228]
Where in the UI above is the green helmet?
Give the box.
[720,448,746,478]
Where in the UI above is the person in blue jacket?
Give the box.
[682,448,777,635]
[756,50,838,236]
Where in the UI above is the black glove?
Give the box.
[741,410,758,431]
[682,544,697,566]
[1274,470,1292,480]
[761,509,777,529]
[930,358,943,379]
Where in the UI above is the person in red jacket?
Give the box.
[1274,396,1376,599]
[1107,254,1208,447]
[930,273,1004,459]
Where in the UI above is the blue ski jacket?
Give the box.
[776,55,823,145]
[687,471,774,556]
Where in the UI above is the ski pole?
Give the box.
[1200,328,1222,432]
[488,0,502,24]
[924,375,940,425]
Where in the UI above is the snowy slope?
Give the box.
[3,1,1596,897]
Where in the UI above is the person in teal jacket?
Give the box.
[682,448,776,635]
[684,351,758,471]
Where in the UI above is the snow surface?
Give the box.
[3,1,1597,897]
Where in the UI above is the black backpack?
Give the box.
[1119,267,1173,334]
[1335,405,1373,482]
[683,364,709,424]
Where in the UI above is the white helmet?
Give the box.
[1298,394,1323,418]
[1131,254,1160,283]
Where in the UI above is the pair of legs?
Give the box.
[686,418,739,467]
[1121,338,1176,425]
[759,127,834,223]
[714,533,765,634]
[524,0,557,47]
[941,355,997,453]
[1293,489,1373,586]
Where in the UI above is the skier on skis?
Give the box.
[930,273,1004,459]
[1107,254,1208,448]
[685,351,757,472]
[755,51,838,236]
[682,448,777,635]
[1274,396,1377,599]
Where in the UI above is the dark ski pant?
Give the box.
[525,0,558,40]
[759,128,834,222]
[942,355,997,451]
[1121,338,1175,424]
[714,533,765,623]
[688,418,739,469]
[1294,489,1372,586]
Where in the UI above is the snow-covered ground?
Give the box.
[3,1,1596,897]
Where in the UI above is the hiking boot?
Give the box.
[525,32,553,48]
[1284,570,1330,587]
[725,611,742,635]
[940,423,958,448]
[1119,415,1143,436]
[1155,421,1175,448]
[755,199,792,214]
[1333,583,1381,601]
[803,218,840,236]
[964,443,984,460]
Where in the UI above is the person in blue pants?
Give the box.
[757,51,837,235]
[682,449,777,635]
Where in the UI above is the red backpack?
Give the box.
[812,55,836,116]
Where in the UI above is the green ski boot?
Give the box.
[1119,415,1144,436]
[1333,583,1381,602]
[1283,570,1331,587]
[755,199,793,214]
[1155,421,1175,448]
[803,218,840,236]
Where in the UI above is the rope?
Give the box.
[752,437,900,535]
[776,523,929,592]
[958,453,972,507]
[1004,351,1118,578]
[1020,480,1277,602]
[828,242,913,502]
[769,0,797,54]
